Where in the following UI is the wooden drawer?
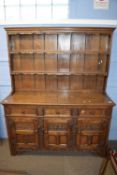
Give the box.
[45,108,71,116]
[5,105,38,116]
[79,108,105,116]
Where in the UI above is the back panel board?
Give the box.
[6,27,113,93]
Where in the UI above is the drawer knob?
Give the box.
[81,110,85,114]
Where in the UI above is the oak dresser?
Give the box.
[2,27,115,155]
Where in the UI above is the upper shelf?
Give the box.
[9,50,110,55]
[6,27,114,35]
[11,71,107,76]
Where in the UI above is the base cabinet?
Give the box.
[4,105,112,155]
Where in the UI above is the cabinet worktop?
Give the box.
[2,91,115,107]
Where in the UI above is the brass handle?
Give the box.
[81,110,85,114]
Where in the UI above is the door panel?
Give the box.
[76,117,107,150]
[16,133,39,149]
[76,132,106,150]
[44,132,70,150]
[7,117,40,151]
[44,118,71,150]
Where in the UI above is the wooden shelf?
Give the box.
[8,31,72,35]
[9,50,110,55]
[7,27,113,35]
[11,71,107,76]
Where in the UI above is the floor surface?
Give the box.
[0,140,102,175]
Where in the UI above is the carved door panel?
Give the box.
[76,132,106,150]
[76,118,108,150]
[44,118,71,150]
[7,117,40,153]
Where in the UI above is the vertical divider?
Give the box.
[16,35,20,74]
[19,34,23,90]
[44,33,46,90]
[32,33,35,70]
[19,34,22,72]
[9,35,14,92]
[69,33,72,91]
[106,35,111,74]
[103,34,111,92]
[97,33,101,91]
[57,33,58,90]
[83,33,86,89]
[9,35,13,52]
[97,33,101,72]
[20,74,23,91]
[32,33,36,91]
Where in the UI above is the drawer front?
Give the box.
[45,108,71,116]
[5,106,109,117]
[77,118,108,132]
[79,108,106,116]
[5,105,38,116]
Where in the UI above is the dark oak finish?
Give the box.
[2,27,115,155]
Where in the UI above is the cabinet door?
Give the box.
[44,118,71,150]
[7,117,40,153]
[76,132,106,150]
[76,118,108,150]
